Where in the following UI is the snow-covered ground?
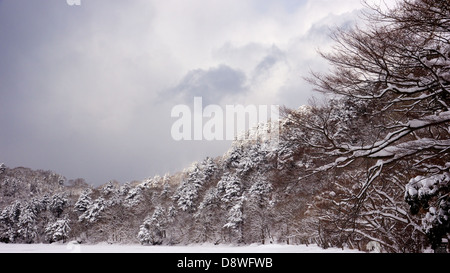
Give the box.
[0,242,362,253]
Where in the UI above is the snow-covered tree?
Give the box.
[137,207,167,245]
[201,157,219,181]
[0,201,21,243]
[224,145,243,169]
[17,205,37,244]
[137,220,152,245]
[223,197,245,243]
[119,182,131,197]
[173,164,206,212]
[79,197,105,223]
[124,185,145,208]
[74,189,92,213]
[45,217,71,243]
[194,188,222,243]
[249,176,273,207]
[236,154,255,176]
[217,172,242,204]
[49,193,68,218]
[102,181,118,196]
[405,172,450,249]
[160,181,172,199]
[30,197,47,215]
[39,194,51,211]
[298,0,450,250]
[247,175,274,244]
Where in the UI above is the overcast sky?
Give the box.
[0,0,396,186]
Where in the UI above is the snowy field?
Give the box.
[0,242,362,253]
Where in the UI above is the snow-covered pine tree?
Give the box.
[223,197,245,243]
[216,172,245,243]
[124,185,145,208]
[160,181,171,199]
[249,175,273,207]
[137,207,167,245]
[300,0,450,251]
[217,172,242,204]
[74,188,92,214]
[246,174,273,244]
[45,217,71,243]
[17,205,37,244]
[224,145,243,169]
[30,197,46,215]
[236,153,255,176]
[201,157,219,182]
[405,172,450,249]
[194,188,222,243]
[102,181,118,196]
[49,193,68,218]
[119,182,131,197]
[0,201,21,243]
[79,197,105,223]
[137,219,151,245]
[174,164,206,213]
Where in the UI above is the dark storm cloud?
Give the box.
[254,47,284,74]
[164,65,247,105]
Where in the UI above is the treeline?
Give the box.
[0,135,326,247]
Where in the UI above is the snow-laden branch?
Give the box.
[335,111,450,165]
